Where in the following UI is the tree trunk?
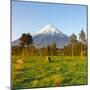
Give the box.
[72,45,73,57]
[81,44,83,58]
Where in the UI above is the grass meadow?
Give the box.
[12,56,87,89]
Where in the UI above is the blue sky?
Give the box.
[12,1,87,41]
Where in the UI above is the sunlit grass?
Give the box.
[12,56,87,89]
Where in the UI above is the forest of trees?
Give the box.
[12,29,87,57]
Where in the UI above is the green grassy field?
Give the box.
[12,56,87,89]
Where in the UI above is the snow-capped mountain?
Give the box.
[35,24,62,35]
[33,24,70,48]
[12,24,70,48]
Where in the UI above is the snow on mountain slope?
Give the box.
[33,24,70,48]
[35,24,61,35]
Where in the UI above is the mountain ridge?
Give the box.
[12,24,70,48]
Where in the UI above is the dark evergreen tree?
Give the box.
[79,29,87,57]
[79,29,86,42]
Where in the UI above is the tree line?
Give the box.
[63,29,87,57]
[12,29,87,57]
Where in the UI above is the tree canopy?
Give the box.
[19,33,33,47]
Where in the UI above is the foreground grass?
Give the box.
[12,56,87,89]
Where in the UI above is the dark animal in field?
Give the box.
[48,57,52,62]
[44,56,52,63]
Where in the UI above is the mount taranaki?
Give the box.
[12,24,70,48]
